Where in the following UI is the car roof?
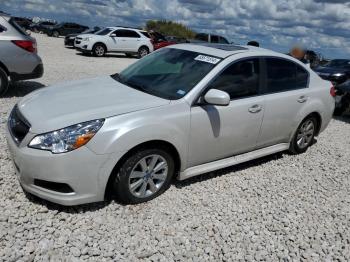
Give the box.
[168,43,285,59]
[106,26,144,31]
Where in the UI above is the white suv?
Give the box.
[74,27,154,58]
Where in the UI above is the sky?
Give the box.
[1,0,350,58]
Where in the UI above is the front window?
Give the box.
[96,28,113,35]
[114,48,221,99]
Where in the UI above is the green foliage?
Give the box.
[145,20,196,39]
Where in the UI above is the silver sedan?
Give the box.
[6,44,334,205]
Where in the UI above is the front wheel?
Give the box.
[93,44,106,57]
[289,116,317,154]
[137,46,149,59]
[0,67,9,96]
[113,148,174,204]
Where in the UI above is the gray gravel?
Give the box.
[1,33,350,261]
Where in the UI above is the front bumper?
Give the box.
[64,38,75,46]
[5,125,111,206]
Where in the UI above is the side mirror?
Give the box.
[204,89,230,106]
[110,33,116,37]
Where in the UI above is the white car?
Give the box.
[74,27,154,58]
[6,44,335,205]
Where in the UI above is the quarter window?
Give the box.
[208,59,260,100]
[265,58,308,93]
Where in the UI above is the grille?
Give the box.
[8,105,31,145]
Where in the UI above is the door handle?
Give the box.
[297,96,308,103]
[248,104,262,113]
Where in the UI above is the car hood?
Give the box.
[314,66,348,75]
[76,33,95,38]
[17,76,170,134]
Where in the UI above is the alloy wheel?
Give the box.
[139,48,148,58]
[296,119,315,149]
[128,154,168,198]
[95,46,105,56]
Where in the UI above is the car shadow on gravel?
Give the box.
[173,152,286,189]
[2,81,45,98]
[75,53,137,59]
[333,114,350,124]
[23,190,111,213]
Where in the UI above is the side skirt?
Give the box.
[178,143,290,180]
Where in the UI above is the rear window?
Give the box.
[140,31,150,38]
[8,18,28,36]
[264,58,309,94]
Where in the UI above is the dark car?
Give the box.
[29,21,57,33]
[46,22,89,37]
[334,80,350,116]
[64,27,101,47]
[12,17,32,30]
[193,33,230,44]
[314,59,350,85]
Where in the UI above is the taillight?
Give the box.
[330,85,336,97]
[12,40,36,53]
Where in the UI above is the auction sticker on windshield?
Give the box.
[195,55,221,64]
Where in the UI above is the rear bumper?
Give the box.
[10,63,44,81]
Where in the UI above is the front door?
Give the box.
[188,58,265,167]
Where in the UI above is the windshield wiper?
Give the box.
[111,73,123,83]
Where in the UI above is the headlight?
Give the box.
[82,37,91,41]
[333,73,345,77]
[29,119,104,154]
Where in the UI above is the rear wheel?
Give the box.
[113,148,174,204]
[52,30,59,37]
[289,116,317,154]
[0,67,9,96]
[93,44,106,57]
[137,46,149,59]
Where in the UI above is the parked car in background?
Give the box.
[193,33,230,44]
[29,21,57,33]
[75,27,154,58]
[64,27,101,47]
[314,59,350,85]
[149,31,176,50]
[6,44,334,205]
[12,17,32,30]
[334,80,350,116]
[165,36,187,43]
[0,15,43,95]
[46,22,88,37]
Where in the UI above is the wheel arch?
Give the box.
[0,61,9,75]
[93,42,107,52]
[104,139,181,200]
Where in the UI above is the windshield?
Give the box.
[96,28,113,35]
[326,59,350,68]
[115,48,221,100]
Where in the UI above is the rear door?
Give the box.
[257,57,310,148]
[119,29,140,52]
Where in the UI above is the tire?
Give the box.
[52,31,59,37]
[137,46,149,59]
[0,67,9,96]
[334,107,346,116]
[113,148,175,204]
[93,44,106,57]
[289,116,317,154]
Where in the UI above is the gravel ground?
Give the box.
[1,33,350,261]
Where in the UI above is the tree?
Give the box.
[145,20,195,39]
